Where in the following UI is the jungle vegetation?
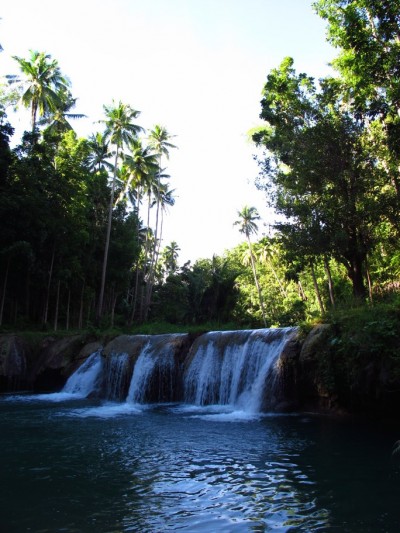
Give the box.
[1,0,400,334]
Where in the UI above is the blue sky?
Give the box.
[0,0,335,263]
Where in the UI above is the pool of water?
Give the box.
[1,395,399,532]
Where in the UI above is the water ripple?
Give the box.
[2,400,398,532]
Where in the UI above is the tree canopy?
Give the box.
[2,4,400,332]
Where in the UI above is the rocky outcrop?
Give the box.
[0,335,31,391]
[296,324,340,412]
[0,332,193,395]
[99,334,191,402]
[31,335,102,391]
[277,323,400,417]
[267,330,303,412]
[0,333,102,392]
[2,327,400,419]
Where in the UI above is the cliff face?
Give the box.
[1,328,400,418]
[279,324,400,418]
[0,335,30,391]
[0,334,101,392]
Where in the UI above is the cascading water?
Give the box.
[102,352,131,401]
[62,350,103,397]
[61,329,296,411]
[184,328,296,412]
[126,334,187,403]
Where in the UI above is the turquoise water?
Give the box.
[1,395,399,532]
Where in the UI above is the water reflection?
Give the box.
[0,397,399,532]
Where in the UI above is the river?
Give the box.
[1,395,399,532]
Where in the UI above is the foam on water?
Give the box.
[57,402,144,419]
[2,391,82,402]
[190,409,262,422]
[169,403,260,421]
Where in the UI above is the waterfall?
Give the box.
[60,329,296,411]
[184,328,296,412]
[126,334,186,404]
[103,353,131,401]
[62,350,103,397]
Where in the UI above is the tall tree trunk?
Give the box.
[144,206,163,320]
[54,279,60,331]
[298,279,307,301]
[110,289,118,328]
[25,268,31,320]
[43,245,55,326]
[13,300,18,325]
[247,236,267,327]
[365,256,373,303]
[323,256,335,308]
[141,193,153,321]
[87,295,94,325]
[129,189,143,326]
[0,256,10,327]
[78,280,85,329]
[130,265,140,325]
[310,260,325,314]
[97,147,119,324]
[347,257,367,299]
[145,174,162,319]
[66,287,71,330]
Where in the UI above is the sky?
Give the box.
[0,0,335,265]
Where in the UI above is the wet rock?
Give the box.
[32,334,93,391]
[0,334,30,391]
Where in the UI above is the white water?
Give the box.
[126,336,177,403]
[62,350,103,397]
[103,352,131,401]
[55,329,295,413]
[184,328,295,412]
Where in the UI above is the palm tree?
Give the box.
[96,100,144,322]
[115,138,158,207]
[86,132,113,174]
[148,124,177,162]
[11,50,70,130]
[147,181,175,268]
[113,140,157,323]
[234,206,267,326]
[163,241,180,276]
[157,181,176,252]
[147,125,177,245]
[38,87,86,135]
[254,238,287,298]
[144,125,177,318]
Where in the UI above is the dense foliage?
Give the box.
[252,0,400,310]
[1,1,400,332]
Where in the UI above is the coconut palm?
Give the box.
[148,124,177,161]
[234,206,267,326]
[144,125,177,318]
[150,181,176,283]
[86,132,113,174]
[157,181,176,249]
[96,100,144,322]
[147,125,177,241]
[11,50,70,130]
[115,138,158,208]
[163,241,181,275]
[38,87,86,135]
